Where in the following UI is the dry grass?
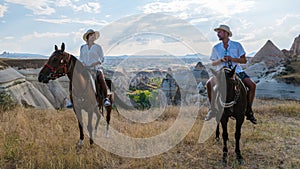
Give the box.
[1,99,300,169]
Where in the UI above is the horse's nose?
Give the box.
[38,74,49,83]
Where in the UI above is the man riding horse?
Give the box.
[79,29,111,107]
[205,24,257,124]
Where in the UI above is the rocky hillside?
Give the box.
[0,59,70,109]
[278,34,300,84]
[246,35,300,100]
[1,34,300,109]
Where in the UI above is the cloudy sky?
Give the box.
[0,0,299,56]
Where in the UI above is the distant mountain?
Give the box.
[0,52,48,59]
[247,52,256,57]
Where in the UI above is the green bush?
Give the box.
[285,66,295,73]
[150,77,163,87]
[127,90,158,110]
[0,91,17,112]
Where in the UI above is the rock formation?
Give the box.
[192,62,209,84]
[251,40,287,68]
[290,34,300,57]
[0,66,69,109]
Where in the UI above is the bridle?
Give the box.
[44,52,71,79]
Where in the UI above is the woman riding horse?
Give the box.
[79,29,111,107]
[38,43,113,146]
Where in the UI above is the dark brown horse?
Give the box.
[211,65,247,165]
[38,43,113,145]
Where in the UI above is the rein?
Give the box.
[219,77,241,108]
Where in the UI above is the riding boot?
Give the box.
[245,108,257,124]
[104,98,111,107]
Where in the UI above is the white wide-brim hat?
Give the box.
[214,25,232,37]
[83,29,100,42]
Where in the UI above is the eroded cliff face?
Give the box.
[0,67,69,109]
[290,34,300,58]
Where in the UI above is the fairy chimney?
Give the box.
[290,34,300,57]
[251,40,286,68]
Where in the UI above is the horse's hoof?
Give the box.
[215,137,220,142]
[94,129,98,137]
[237,158,245,165]
[221,158,227,166]
[78,139,84,146]
[90,139,94,145]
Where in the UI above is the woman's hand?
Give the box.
[90,61,101,67]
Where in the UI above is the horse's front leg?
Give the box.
[94,104,102,137]
[216,123,220,141]
[87,110,94,145]
[78,120,84,146]
[73,104,84,146]
[235,118,245,165]
[221,117,229,166]
[105,96,113,138]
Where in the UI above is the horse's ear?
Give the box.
[55,45,58,51]
[229,65,237,77]
[61,43,65,52]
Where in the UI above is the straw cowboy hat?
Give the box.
[214,25,232,37]
[83,29,100,41]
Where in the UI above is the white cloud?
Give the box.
[276,14,300,26]
[5,0,55,15]
[142,1,190,13]
[21,31,70,41]
[1,31,83,55]
[190,17,209,24]
[0,4,8,17]
[142,0,255,18]
[35,18,109,26]
[4,36,14,40]
[5,0,101,15]
[98,13,213,56]
[56,0,101,13]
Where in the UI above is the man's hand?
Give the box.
[223,56,232,62]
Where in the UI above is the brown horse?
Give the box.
[211,65,247,166]
[38,43,113,145]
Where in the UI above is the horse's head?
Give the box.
[38,43,71,83]
[211,65,238,106]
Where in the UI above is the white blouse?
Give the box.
[79,44,104,70]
